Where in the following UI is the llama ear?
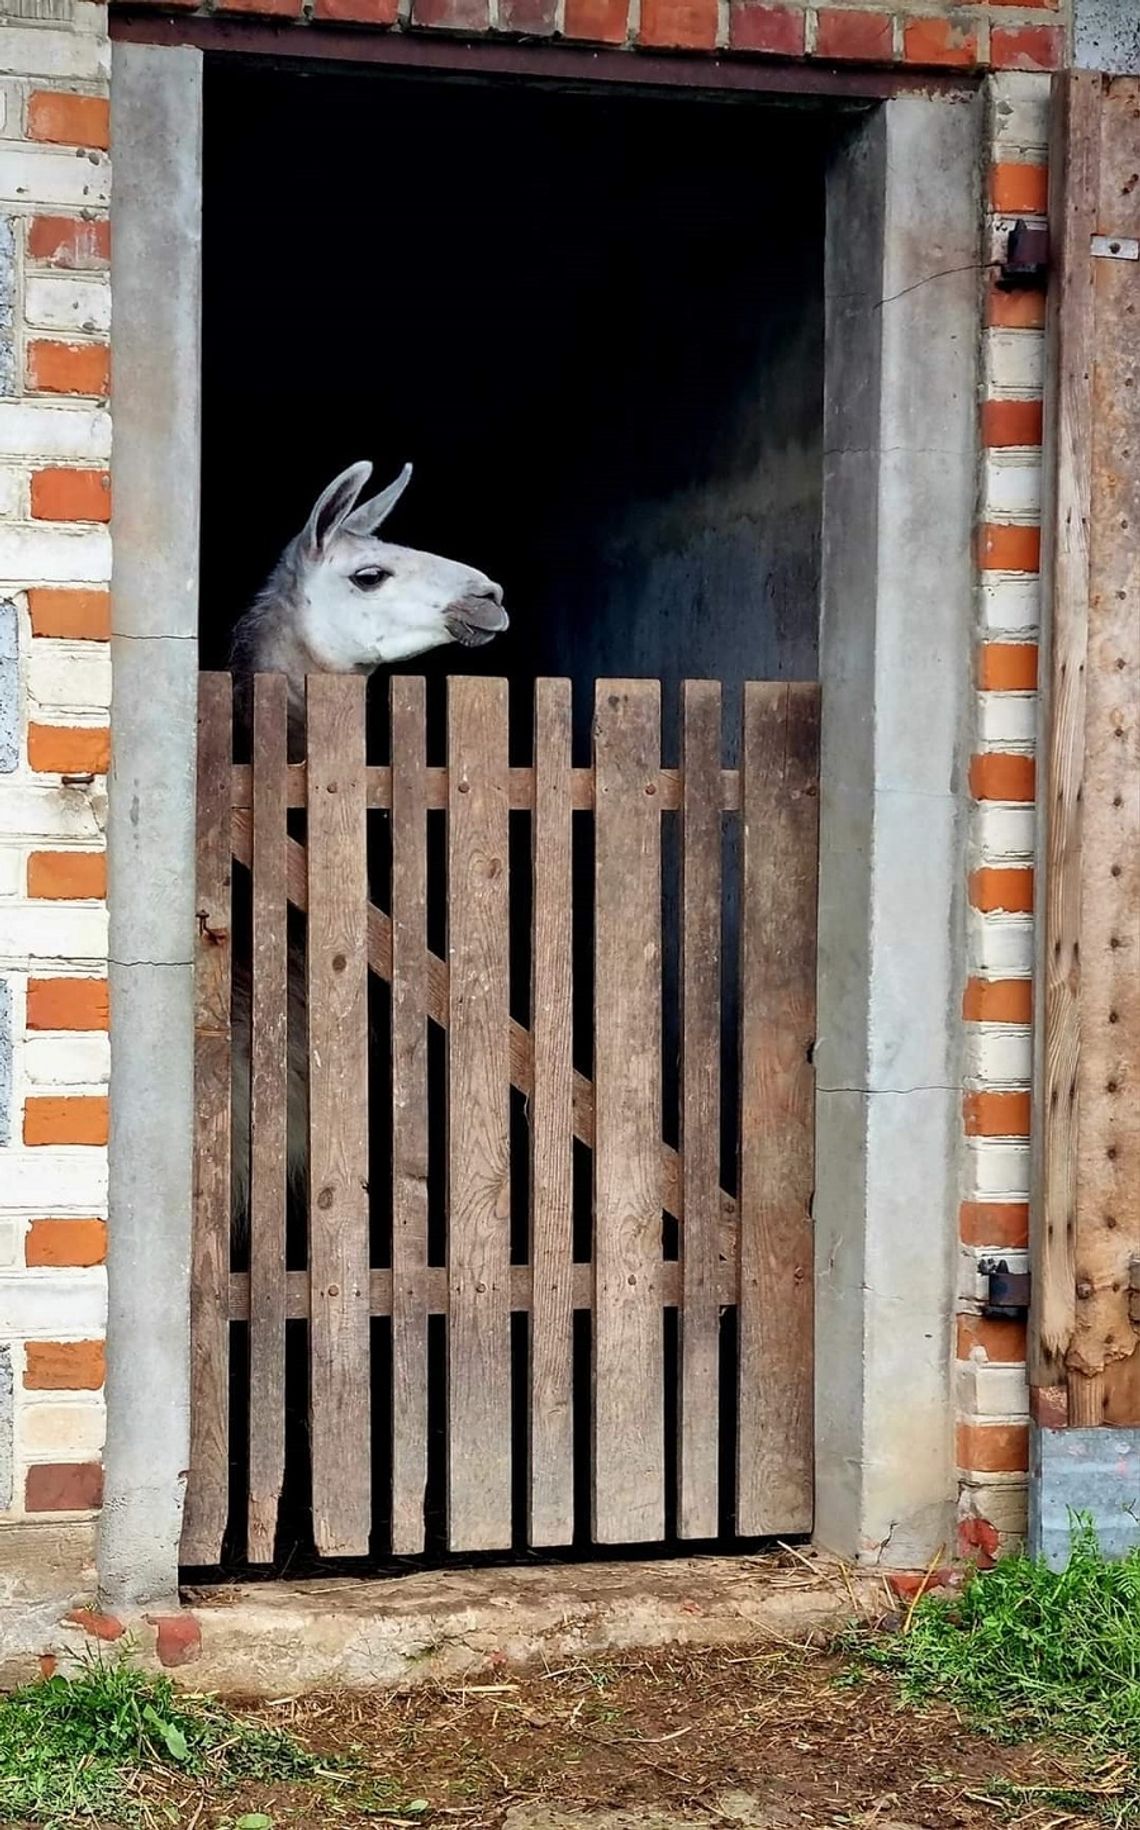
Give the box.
[342,462,413,538]
[303,461,372,555]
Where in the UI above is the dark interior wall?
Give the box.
[200,62,828,763]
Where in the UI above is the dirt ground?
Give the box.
[94,1642,1114,1830]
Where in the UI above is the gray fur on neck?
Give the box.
[229,538,312,751]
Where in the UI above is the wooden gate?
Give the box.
[183,674,820,1565]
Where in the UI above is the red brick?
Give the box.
[963,1089,1031,1138]
[411,0,490,25]
[969,867,1033,913]
[982,399,1044,447]
[968,752,1036,803]
[991,162,1049,215]
[65,1608,124,1642]
[27,217,110,270]
[313,0,400,16]
[27,977,109,1030]
[903,16,977,66]
[28,589,111,641]
[730,1,804,51]
[27,725,110,776]
[25,1462,104,1513]
[991,25,1065,69]
[959,1201,1029,1249]
[28,850,107,900]
[24,1096,109,1147]
[28,92,110,151]
[987,284,1047,331]
[1030,1384,1069,1427]
[976,643,1038,692]
[148,1615,202,1668]
[26,1219,107,1268]
[27,340,109,398]
[25,1340,105,1391]
[499,0,557,30]
[815,9,893,60]
[887,1567,960,1601]
[957,1516,1000,1570]
[962,977,1033,1024]
[215,0,303,13]
[639,0,717,46]
[957,1313,1027,1363]
[957,1421,1029,1474]
[979,522,1041,572]
[563,0,627,36]
[31,468,111,524]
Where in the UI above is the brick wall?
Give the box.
[0,0,111,1536]
[957,70,1049,1564]
[119,0,1067,69]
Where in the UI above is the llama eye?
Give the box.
[350,566,392,592]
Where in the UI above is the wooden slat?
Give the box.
[678,681,722,1540]
[229,817,738,1251]
[528,678,575,1547]
[592,679,664,1544]
[230,1259,737,1322]
[182,673,233,1566]
[390,676,430,1554]
[736,682,819,1537]
[231,764,744,814]
[1069,74,1140,1411]
[246,674,289,1564]
[306,674,371,1557]
[1032,71,1100,1392]
[447,676,512,1551]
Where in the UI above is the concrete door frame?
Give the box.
[103,47,980,1605]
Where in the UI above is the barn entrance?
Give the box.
[186,57,835,1576]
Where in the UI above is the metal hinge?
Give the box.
[979,1257,1031,1320]
[998,220,1049,291]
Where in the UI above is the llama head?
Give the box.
[290,459,508,673]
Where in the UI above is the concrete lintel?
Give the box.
[102,39,203,1613]
[814,93,981,1568]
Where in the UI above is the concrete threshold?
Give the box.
[177,1550,881,1695]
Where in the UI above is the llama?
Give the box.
[227,459,508,1231]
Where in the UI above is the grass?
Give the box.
[853,1516,1140,1823]
[0,1651,322,1826]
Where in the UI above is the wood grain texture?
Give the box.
[528,678,575,1547]
[306,674,371,1557]
[678,681,722,1540]
[592,680,664,1545]
[183,673,233,1567]
[447,677,512,1552]
[247,674,288,1564]
[1068,75,1140,1405]
[390,676,430,1554]
[232,766,745,815]
[736,682,819,1536]
[1032,71,1100,1390]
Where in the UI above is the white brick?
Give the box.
[0,465,25,520]
[959,1245,1030,1303]
[0,402,110,462]
[0,1268,106,1335]
[0,1149,106,1212]
[0,144,109,211]
[23,1032,109,1087]
[958,1480,1029,1540]
[969,910,1034,976]
[0,783,103,842]
[0,1219,23,1269]
[27,641,111,715]
[965,1023,1033,1085]
[0,902,107,963]
[976,803,1035,860]
[25,274,111,337]
[979,691,1037,748]
[979,575,1040,634]
[0,846,21,898]
[983,452,1042,521]
[0,23,110,81]
[957,1362,1029,1419]
[991,73,1051,159]
[965,1139,1031,1201]
[21,1399,106,1460]
[984,330,1045,397]
[0,523,111,587]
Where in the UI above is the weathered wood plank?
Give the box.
[229,817,738,1249]
[1068,74,1140,1409]
[447,676,512,1551]
[1032,70,1101,1393]
[592,680,664,1544]
[232,765,745,815]
[306,674,371,1557]
[246,674,289,1564]
[678,680,722,1540]
[390,676,430,1554]
[736,682,819,1537]
[529,678,575,1547]
[183,673,233,1567]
